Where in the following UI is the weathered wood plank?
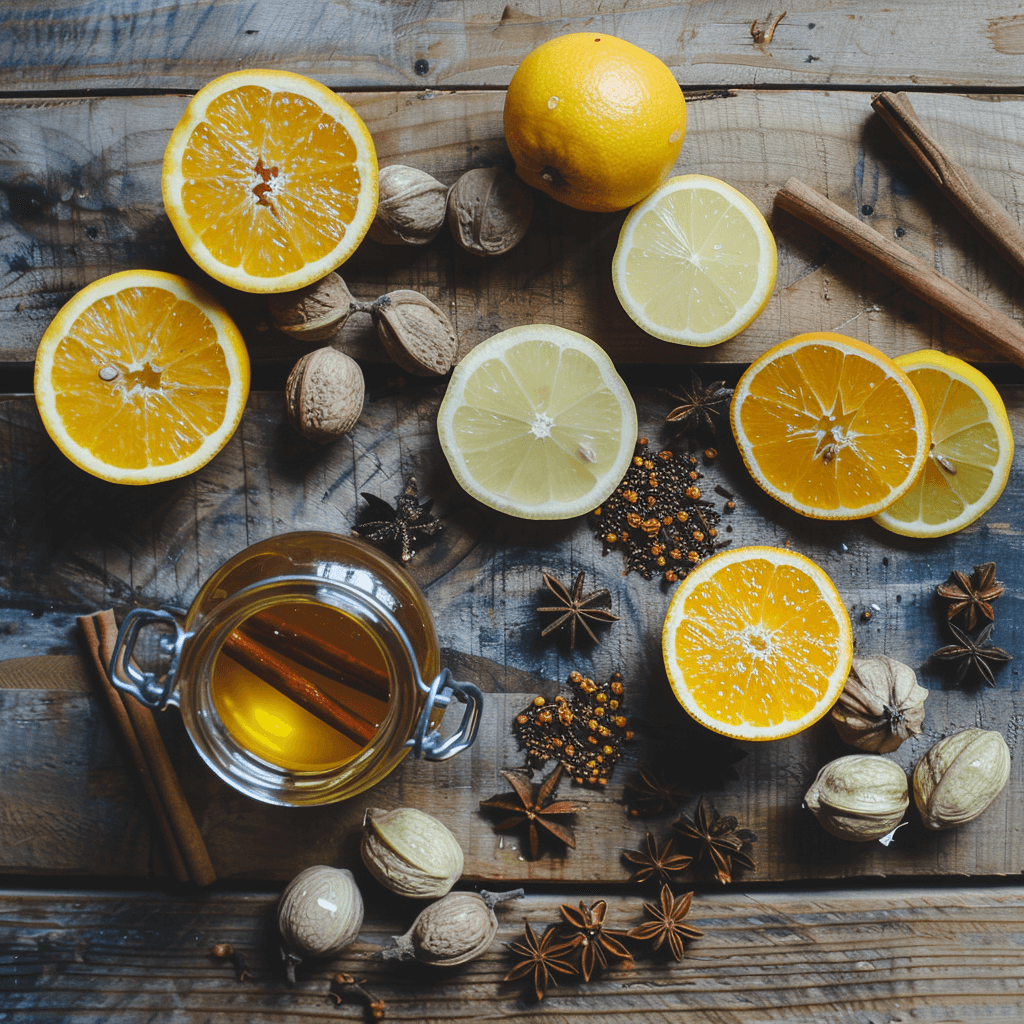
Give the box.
[1,388,1021,883]
[3,1,1024,93]
[2,887,1023,1022]
[3,89,1024,369]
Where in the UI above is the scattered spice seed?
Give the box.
[480,764,587,860]
[936,562,1004,631]
[621,832,693,885]
[537,570,619,648]
[672,796,757,885]
[861,610,872,622]
[351,476,442,562]
[931,622,1012,687]
[593,439,726,582]
[558,900,633,981]
[512,671,633,786]
[664,373,734,437]
[211,942,252,982]
[503,921,581,1001]
[626,885,704,962]
[329,973,386,1020]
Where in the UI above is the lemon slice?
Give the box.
[612,174,777,347]
[874,351,1014,538]
[437,325,637,519]
[663,546,853,741]
[34,270,250,485]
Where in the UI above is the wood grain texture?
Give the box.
[3,89,1024,368]
[2,887,1024,1022]
[4,1,1024,92]
[1,387,1022,883]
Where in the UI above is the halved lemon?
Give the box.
[162,69,378,293]
[663,546,853,741]
[612,174,777,347]
[34,270,250,484]
[437,325,638,519]
[731,332,930,519]
[874,351,1014,537]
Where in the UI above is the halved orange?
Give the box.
[662,546,853,741]
[34,270,250,484]
[730,332,930,519]
[162,69,378,293]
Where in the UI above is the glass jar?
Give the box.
[108,532,481,806]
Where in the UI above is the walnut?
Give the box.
[373,289,458,375]
[368,165,448,245]
[447,167,534,256]
[268,273,355,342]
[285,347,364,443]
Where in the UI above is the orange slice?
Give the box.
[730,332,930,519]
[662,546,853,741]
[34,270,250,485]
[162,69,378,293]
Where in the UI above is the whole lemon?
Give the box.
[503,33,686,213]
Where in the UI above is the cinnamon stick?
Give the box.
[774,176,1024,369]
[221,631,377,746]
[78,611,216,887]
[872,92,1024,282]
[239,611,390,701]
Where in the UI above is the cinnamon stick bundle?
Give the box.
[79,610,216,887]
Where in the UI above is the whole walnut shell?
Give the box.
[368,165,448,245]
[268,273,355,342]
[285,347,364,443]
[831,655,928,753]
[361,806,464,899]
[913,728,1010,830]
[374,289,457,376]
[447,166,534,256]
[804,754,909,841]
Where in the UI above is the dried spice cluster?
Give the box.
[593,440,725,582]
[512,671,633,786]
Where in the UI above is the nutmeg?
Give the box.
[804,754,909,841]
[368,164,449,246]
[361,807,464,899]
[374,289,457,375]
[447,166,534,256]
[831,655,928,753]
[285,347,365,442]
[268,273,355,342]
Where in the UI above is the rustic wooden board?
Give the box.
[1,387,1021,883]
[2,886,1024,1022]
[5,1,1024,93]
[3,89,1024,369]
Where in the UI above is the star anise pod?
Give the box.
[537,570,619,649]
[627,884,704,961]
[351,476,442,562]
[504,921,580,1001]
[931,621,1012,687]
[664,373,734,438]
[558,899,633,981]
[936,562,1004,631]
[622,832,693,885]
[480,764,587,860]
[625,764,691,817]
[672,796,757,885]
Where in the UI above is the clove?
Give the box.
[330,973,386,1020]
[211,942,252,982]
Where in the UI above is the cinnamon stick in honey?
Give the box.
[221,631,378,746]
[871,92,1024,282]
[774,176,1024,370]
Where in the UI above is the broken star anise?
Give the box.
[351,476,442,562]
[504,921,580,1001]
[936,562,1004,631]
[624,764,692,818]
[558,899,633,981]
[480,764,587,860]
[931,621,1012,687]
[626,884,704,962]
[665,373,734,438]
[621,832,693,885]
[537,570,619,649]
[672,796,757,885]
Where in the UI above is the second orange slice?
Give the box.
[730,332,929,519]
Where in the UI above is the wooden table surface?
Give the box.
[3,2,1024,1020]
